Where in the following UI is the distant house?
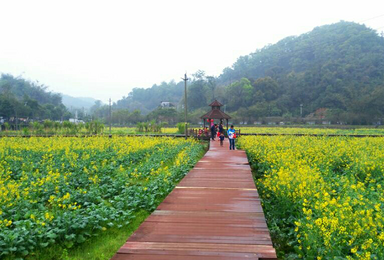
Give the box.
[304,108,329,124]
[264,116,285,125]
[69,118,84,124]
[160,101,175,109]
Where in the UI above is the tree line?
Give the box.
[0,74,71,122]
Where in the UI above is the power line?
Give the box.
[359,13,384,23]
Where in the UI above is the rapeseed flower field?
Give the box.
[0,136,204,259]
[239,136,384,259]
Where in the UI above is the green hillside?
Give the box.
[217,21,384,124]
[0,74,70,121]
[61,94,97,110]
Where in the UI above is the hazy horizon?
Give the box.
[0,0,383,103]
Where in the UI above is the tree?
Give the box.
[248,103,269,119]
[0,96,15,118]
[147,108,178,124]
[253,77,279,102]
[206,76,216,101]
[226,78,253,111]
[187,79,208,111]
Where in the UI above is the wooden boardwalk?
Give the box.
[111,139,277,260]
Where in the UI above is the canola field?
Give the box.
[239,136,384,259]
[237,126,384,135]
[0,136,204,259]
[109,127,178,135]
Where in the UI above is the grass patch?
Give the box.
[24,210,148,260]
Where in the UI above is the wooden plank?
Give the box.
[178,180,256,189]
[146,210,268,225]
[157,189,263,213]
[151,210,267,219]
[175,186,257,191]
[162,187,260,198]
[112,254,260,260]
[181,175,254,181]
[127,222,272,244]
[118,242,277,258]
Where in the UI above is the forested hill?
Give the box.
[61,94,97,110]
[114,81,184,114]
[0,74,70,120]
[110,21,384,124]
[214,21,384,123]
[219,21,384,84]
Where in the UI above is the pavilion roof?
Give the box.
[200,109,231,119]
[208,100,224,107]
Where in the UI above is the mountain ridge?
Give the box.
[61,94,97,110]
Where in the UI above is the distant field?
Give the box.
[2,125,384,136]
[236,126,384,135]
[109,127,178,135]
[0,127,180,136]
[101,126,384,136]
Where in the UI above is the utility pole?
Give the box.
[300,104,303,118]
[109,98,112,138]
[15,110,18,131]
[182,73,189,139]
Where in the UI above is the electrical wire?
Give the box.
[359,13,384,23]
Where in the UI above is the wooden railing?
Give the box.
[189,128,241,139]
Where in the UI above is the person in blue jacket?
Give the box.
[227,125,236,150]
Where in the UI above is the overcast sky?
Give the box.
[0,0,383,103]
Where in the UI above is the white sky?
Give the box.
[0,0,383,103]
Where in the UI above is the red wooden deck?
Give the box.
[111,139,277,260]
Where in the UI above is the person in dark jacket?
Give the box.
[219,133,225,146]
[219,123,224,134]
[211,124,216,140]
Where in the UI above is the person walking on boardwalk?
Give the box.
[227,125,236,150]
[219,133,225,146]
[219,122,224,135]
[210,123,217,141]
[218,122,224,141]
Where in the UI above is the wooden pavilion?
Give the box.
[201,100,231,130]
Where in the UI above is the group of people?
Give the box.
[196,120,237,150]
[209,122,236,150]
